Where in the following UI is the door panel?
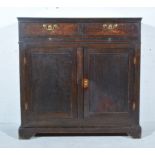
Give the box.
[84,47,134,119]
[25,47,77,124]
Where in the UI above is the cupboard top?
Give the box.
[18,18,142,23]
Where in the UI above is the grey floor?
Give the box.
[0,122,155,148]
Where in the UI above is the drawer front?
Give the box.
[84,23,139,36]
[20,22,78,37]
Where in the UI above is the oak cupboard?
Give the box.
[18,18,141,139]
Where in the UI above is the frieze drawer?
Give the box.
[19,22,79,38]
[84,23,139,36]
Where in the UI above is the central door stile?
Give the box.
[77,47,84,120]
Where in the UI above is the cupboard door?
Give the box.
[84,47,134,121]
[24,47,77,125]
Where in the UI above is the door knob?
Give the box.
[83,78,89,88]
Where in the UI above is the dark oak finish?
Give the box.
[84,47,132,116]
[18,18,141,139]
[84,23,139,36]
[28,47,77,119]
[20,23,78,37]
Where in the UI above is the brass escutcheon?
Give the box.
[83,78,89,88]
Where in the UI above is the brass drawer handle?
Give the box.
[83,78,89,89]
[103,24,118,30]
[43,24,58,32]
